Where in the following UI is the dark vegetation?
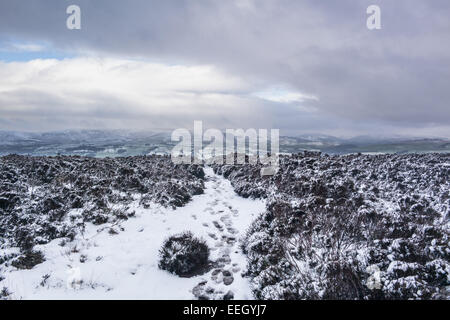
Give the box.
[0,155,205,270]
[0,286,10,300]
[214,152,449,300]
[158,231,210,277]
[0,152,448,300]
[11,250,45,270]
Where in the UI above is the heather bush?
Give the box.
[158,231,210,277]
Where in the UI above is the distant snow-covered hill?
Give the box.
[0,130,449,157]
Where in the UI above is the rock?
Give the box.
[212,269,222,276]
[223,291,234,300]
[232,267,241,273]
[260,166,279,177]
[222,270,232,277]
[223,275,234,286]
[192,282,206,297]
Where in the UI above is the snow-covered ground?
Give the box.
[0,167,265,299]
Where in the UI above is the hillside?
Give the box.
[213,152,449,299]
[0,153,448,299]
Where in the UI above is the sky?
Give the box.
[0,0,449,137]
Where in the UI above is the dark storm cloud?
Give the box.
[0,0,449,135]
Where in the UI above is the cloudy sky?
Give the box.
[0,0,449,137]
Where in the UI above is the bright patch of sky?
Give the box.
[0,39,71,62]
[253,86,318,104]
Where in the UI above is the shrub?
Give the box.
[11,250,45,270]
[0,287,11,300]
[158,231,209,277]
[220,153,449,300]
[0,155,206,268]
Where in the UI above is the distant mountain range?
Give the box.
[279,135,450,155]
[0,130,448,157]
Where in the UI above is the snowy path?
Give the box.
[1,167,265,300]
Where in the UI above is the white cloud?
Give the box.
[0,57,281,130]
[0,1,449,136]
[253,87,318,104]
[0,57,446,137]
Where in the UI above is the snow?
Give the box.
[0,167,265,300]
[1,152,448,300]
[216,153,449,300]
